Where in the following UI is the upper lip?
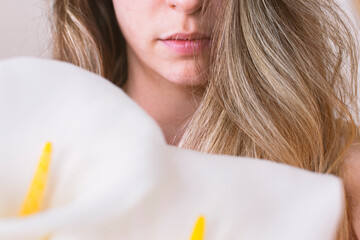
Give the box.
[161,32,210,41]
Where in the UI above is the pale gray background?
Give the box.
[0,0,358,60]
[0,0,51,59]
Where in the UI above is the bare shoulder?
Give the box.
[344,143,360,238]
[344,143,360,193]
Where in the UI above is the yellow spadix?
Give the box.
[19,142,52,216]
[190,216,205,240]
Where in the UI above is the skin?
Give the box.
[354,0,360,16]
[112,0,218,146]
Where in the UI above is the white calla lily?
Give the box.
[0,58,343,240]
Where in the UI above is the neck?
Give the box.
[123,56,203,146]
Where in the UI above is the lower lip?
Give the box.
[160,39,210,55]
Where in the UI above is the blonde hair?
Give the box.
[52,0,359,238]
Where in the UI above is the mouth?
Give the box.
[162,33,211,41]
[160,32,211,55]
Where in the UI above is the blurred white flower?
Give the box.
[0,58,344,240]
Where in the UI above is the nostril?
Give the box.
[166,0,203,15]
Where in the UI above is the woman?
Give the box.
[52,0,359,239]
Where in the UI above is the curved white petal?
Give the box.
[0,58,344,240]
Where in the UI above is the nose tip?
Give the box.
[166,0,204,15]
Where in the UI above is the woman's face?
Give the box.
[112,0,219,86]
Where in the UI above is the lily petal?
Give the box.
[0,58,344,240]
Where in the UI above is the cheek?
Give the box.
[112,0,159,48]
[206,0,223,25]
[112,0,159,29]
[113,1,142,38]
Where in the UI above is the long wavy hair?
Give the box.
[52,0,359,238]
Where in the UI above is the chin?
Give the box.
[162,63,208,86]
[164,73,207,86]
